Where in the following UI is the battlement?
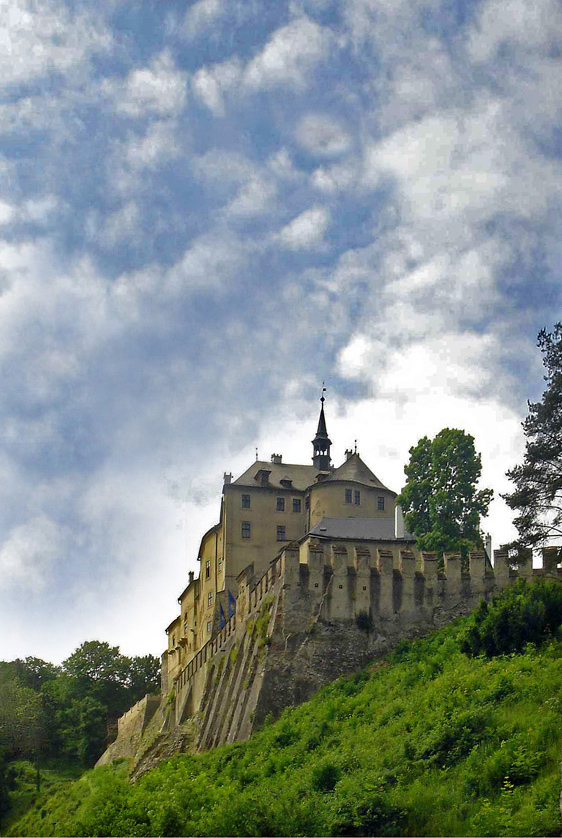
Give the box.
[169,539,554,746]
[102,537,560,769]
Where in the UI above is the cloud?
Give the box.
[0,0,111,89]
[278,206,330,249]
[295,113,352,157]
[184,0,224,37]
[191,57,243,116]
[0,515,64,591]
[109,50,188,118]
[244,17,332,89]
[467,0,562,63]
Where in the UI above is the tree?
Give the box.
[125,654,161,703]
[397,428,493,560]
[62,641,130,719]
[503,323,562,551]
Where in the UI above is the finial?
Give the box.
[354,439,357,454]
[255,447,258,461]
[321,381,326,405]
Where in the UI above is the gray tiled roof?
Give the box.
[309,517,415,541]
[232,461,319,491]
[322,453,394,492]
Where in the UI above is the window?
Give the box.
[241,521,251,539]
[305,496,310,509]
[276,525,286,541]
[345,488,352,504]
[218,557,223,572]
[354,490,361,506]
[276,496,285,512]
[377,496,385,511]
[241,493,251,509]
[208,591,213,607]
[292,498,302,513]
[207,621,212,634]
[205,559,210,579]
[171,635,175,647]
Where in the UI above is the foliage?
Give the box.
[8,595,562,838]
[0,642,161,823]
[504,323,562,550]
[461,579,562,657]
[0,680,44,757]
[398,428,493,559]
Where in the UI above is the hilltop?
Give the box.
[6,590,562,838]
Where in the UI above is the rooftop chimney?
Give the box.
[395,504,405,539]
[345,448,353,460]
[223,472,232,485]
[188,570,194,584]
[271,453,282,464]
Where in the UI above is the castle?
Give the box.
[97,399,549,772]
[161,395,418,693]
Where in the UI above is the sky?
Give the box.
[1,0,561,665]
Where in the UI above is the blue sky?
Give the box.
[2,0,561,663]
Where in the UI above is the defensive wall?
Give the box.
[98,542,560,772]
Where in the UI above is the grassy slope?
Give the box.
[8,617,562,837]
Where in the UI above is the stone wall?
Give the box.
[100,542,557,770]
[96,694,161,767]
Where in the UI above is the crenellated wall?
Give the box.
[99,542,559,772]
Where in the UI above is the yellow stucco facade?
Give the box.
[163,404,401,687]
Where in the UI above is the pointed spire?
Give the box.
[312,384,332,470]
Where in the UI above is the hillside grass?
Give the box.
[8,615,562,837]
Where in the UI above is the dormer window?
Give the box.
[280,477,293,488]
[255,469,271,486]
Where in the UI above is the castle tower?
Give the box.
[312,389,332,471]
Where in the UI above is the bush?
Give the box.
[461,580,562,657]
[311,761,340,792]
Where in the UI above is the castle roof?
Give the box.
[232,460,319,491]
[321,452,395,493]
[309,517,415,541]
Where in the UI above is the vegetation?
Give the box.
[398,428,493,561]
[504,323,562,551]
[462,579,562,657]
[7,584,562,837]
[0,642,160,824]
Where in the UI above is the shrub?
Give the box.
[311,761,340,792]
[461,580,562,657]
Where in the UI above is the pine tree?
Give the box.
[503,323,562,551]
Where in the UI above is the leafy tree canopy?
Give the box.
[397,428,493,558]
[503,323,562,551]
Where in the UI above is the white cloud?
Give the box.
[278,206,330,249]
[467,0,562,63]
[191,57,243,116]
[125,120,180,170]
[110,50,187,117]
[0,202,15,225]
[296,113,352,157]
[0,515,63,591]
[244,18,331,89]
[184,0,224,37]
[226,176,277,218]
[0,0,111,89]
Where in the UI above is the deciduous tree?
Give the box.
[398,428,493,559]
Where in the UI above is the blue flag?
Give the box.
[228,590,236,618]
[219,603,226,629]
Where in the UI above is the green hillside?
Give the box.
[7,589,562,837]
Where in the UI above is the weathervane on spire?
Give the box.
[312,382,332,471]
